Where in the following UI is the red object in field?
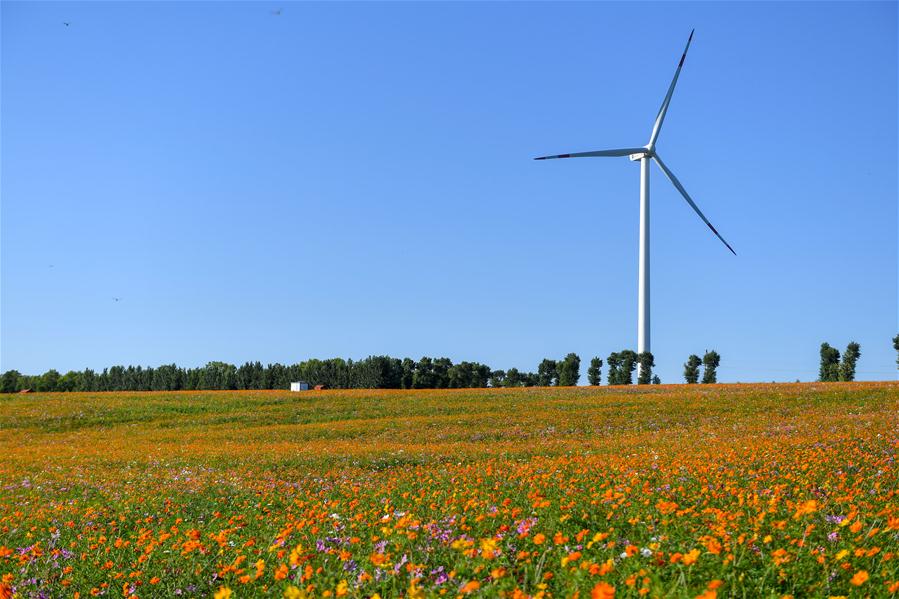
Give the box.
[314,384,326,391]
[18,389,33,394]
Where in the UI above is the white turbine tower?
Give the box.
[535,30,735,375]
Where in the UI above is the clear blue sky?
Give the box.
[2,2,896,383]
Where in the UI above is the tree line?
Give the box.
[17,333,899,392]
[0,349,676,393]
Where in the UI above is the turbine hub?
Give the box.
[629,151,650,161]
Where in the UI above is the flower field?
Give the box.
[1,382,898,598]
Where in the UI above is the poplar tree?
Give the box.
[537,359,558,386]
[701,350,721,384]
[684,355,702,384]
[587,357,603,386]
[557,353,581,387]
[818,343,841,382]
[637,352,654,385]
[838,342,861,381]
[619,350,638,385]
[606,353,621,385]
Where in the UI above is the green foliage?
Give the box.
[818,343,841,382]
[0,370,21,393]
[502,368,538,387]
[537,359,558,387]
[606,353,621,385]
[619,350,638,385]
[651,375,661,385]
[636,352,654,385]
[607,351,637,385]
[401,358,415,389]
[557,353,581,387]
[701,350,721,384]
[587,357,602,386]
[36,369,61,392]
[488,369,506,388]
[838,342,861,382]
[684,355,702,384]
[894,334,899,369]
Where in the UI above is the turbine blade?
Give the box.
[652,153,736,255]
[647,29,694,148]
[534,148,645,160]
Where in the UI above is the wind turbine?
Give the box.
[534,30,735,373]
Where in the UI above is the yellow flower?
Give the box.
[336,580,349,597]
[284,586,307,599]
[408,582,425,599]
[214,587,233,599]
[480,538,498,559]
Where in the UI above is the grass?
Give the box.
[0,382,897,598]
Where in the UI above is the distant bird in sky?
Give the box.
[113,297,121,302]
[63,22,70,26]
[271,9,282,16]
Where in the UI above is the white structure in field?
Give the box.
[290,381,309,392]
[534,30,735,377]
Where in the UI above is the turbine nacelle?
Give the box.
[629,150,652,162]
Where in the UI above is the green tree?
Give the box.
[818,343,841,382]
[651,375,661,384]
[838,342,861,382]
[412,357,435,389]
[619,350,638,385]
[636,352,654,385]
[701,350,721,384]
[432,358,453,388]
[557,353,581,387]
[537,359,558,387]
[36,369,61,392]
[488,369,506,388]
[1,370,21,393]
[400,358,415,389]
[504,368,522,387]
[684,355,702,384]
[606,353,621,385]
[893,334,899,369]
[587,357,603,386]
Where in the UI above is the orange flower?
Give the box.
[461,581,481,594]
[681,549,701,566]
[591,581,615,599]
[850,570,869,586]
[532,533,546,545]
[793,500,818,519]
